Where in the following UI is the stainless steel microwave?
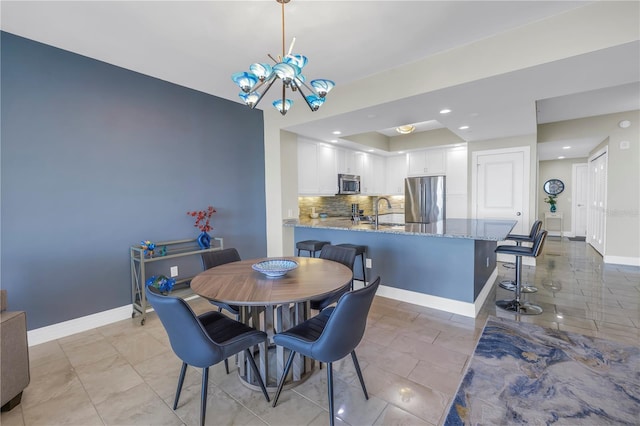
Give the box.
[337,174,360,195]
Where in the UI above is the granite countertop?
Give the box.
[283,216,517,241]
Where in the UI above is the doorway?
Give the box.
[572,163,588,238]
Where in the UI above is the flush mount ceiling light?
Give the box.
[439,109,451,114]
[618,120,631,128]
[231,0,334,115]
[395,125,416,134]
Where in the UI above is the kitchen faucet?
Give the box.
[374,197,392,229]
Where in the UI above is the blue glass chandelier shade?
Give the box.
[230,0,334,116]
[232,59,334,115]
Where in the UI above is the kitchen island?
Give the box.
[284,217,516,317]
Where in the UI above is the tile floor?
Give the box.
[2,238,639,426]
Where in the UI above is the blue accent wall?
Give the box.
[1,32,267,329]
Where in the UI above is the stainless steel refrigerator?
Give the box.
[405,176,446,223]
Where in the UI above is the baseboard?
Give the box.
[376,269,498,319]
[27,305,134,346]
[603,255,640,266]
[473,268,499,316]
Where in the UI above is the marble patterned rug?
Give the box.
[444,316,640,425]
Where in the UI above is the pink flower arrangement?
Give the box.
[187,206,217,233]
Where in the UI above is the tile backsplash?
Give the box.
[298,195,404,218]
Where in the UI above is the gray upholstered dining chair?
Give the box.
[201,247,243,374]
[309,244,357,311]
[201,248,242,316]
[145,286,269,426]
[272,276,380,426]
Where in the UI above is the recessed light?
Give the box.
[395,125,416,134]
[558,156,565,159]
[367,149,374,152]
[458,125,469,130]
[397,151,405,154]
[439,109,451,114]
[562,146,571,150]
[618,120,631,128]
[556,313,564,319]
[329,139,338,143]
[332,130,341,135]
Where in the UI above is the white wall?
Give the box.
[590,112,640,262]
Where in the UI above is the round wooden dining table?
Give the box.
[190,256,352,390]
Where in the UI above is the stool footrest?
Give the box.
[496,299,543,315]
[499,280,538,293]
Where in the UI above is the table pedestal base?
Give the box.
[236,303,315,390]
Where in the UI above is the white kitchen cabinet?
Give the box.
[445,145,468,218]
[297,139,337,195]
[361,154,385,195]
[445,145,467,194]
[298,140,318,194]
[407,148,445,176]
[385,154,407,195]
[445,194,467,218]
[336,148,364,176]
[317,143,338,194]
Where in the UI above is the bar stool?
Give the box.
[499,220,542,293]
[495,230,547,315]
[336,243,367,286]
[296,240,330,257]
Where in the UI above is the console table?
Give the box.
[130,237,223,325]
[544,212,564,237]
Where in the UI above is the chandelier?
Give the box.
[231,0,335,115]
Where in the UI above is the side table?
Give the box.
[544,212,563,238]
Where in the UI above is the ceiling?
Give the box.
[2,1,638,161]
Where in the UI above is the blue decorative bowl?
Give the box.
[252,259,299,278]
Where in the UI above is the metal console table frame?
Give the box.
[130,237,223,325]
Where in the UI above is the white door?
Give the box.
[587,149,607,255]
[572,163,588,237]
[472,147,529,236]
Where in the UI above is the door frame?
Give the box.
[472,146,531,265]
[571,162,588,238]
[587,146,608,256]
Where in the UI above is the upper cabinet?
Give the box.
[407,148,445,176]
[297,140,319,195]
[385,154,407,195]
[361,153,385,195]
[317,144,338,194]
[336,148,364,176]
[297,139,337,195]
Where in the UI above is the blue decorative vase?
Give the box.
[550,204,557,213]
[197,231,211,249]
